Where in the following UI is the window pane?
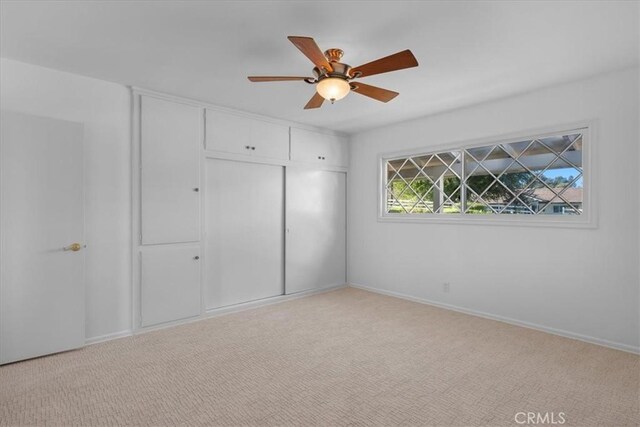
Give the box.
[521,134,583,215]
[385,151,461,215]
[384,131,583,218]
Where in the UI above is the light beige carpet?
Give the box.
[0,288,638,426]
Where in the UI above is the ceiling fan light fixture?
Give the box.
[248,36,419,109]
[316,77,350,103]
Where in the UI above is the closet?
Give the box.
[134,90,348,330]
[285,168,346,294]
[205,159,284,309]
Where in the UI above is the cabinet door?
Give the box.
[285,168,346,294]
[205,159,284,309]
[141,96,201,244]
[141,245,201,327]
[290,127,348,168]
[205,109,289,161]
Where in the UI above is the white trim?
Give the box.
[86,282,638,355]
[349,283,639,355]
[203,284,346,318]
[134,284,347,335]
[131,91,141,330]
[85,329,133,345]
[202,150,348,173]
[130,86,348,139]
[377,121,597,228]
[84,285,347,345]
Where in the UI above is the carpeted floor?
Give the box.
[0,287,638,426]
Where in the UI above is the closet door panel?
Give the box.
[205,109,251,155]
[141,96,201,245]
[205,109,289,160]
[141,245,201,327]
[205,159,284,309]
[290,128,348,168]
[286,168,346,294]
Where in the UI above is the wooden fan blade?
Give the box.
[304,92,325,109]
[351,82,399,103]
[248,76,311,82]
[288,36,333,72]
[350,49,418,78]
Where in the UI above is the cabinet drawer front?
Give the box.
[141,245,201,327]
[206,109,289,160]
[290,127,348,167]
[141,96,201,245]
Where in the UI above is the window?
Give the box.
[381,127,591,226]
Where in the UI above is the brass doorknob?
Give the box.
[63,243,83,252]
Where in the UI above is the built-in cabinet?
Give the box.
[134,90,348,330]
[205,109,289,161]
[140,96,201,245]
[140,245,201,327]
[290,127,348,168]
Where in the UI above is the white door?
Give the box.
[1,111,85,365]
[286,168,346,294]
[205,159,284,309]
[140,96,201,245]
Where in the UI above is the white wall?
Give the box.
[2,56,637,352]
[348,67,640,352]
[1,58,131,341]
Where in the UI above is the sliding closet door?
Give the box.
[286,168,347,294]
[205,159,284,309]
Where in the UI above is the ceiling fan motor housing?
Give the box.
[313,62,352,82]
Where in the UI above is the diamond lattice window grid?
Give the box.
[384,131,584,217]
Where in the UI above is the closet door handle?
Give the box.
[193,188,199,192]
[193,256,200,260]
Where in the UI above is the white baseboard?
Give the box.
[202,284,348,318]
[349,283,640,355]
[85,329,132,345]
[83,285,347,345]
[130,284,349,337]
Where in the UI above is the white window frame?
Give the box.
[378,122,597,228]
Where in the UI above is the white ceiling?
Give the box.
[1,1,638,134]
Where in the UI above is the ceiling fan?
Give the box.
[248,36,419,109]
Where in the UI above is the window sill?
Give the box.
[377,213,597,229]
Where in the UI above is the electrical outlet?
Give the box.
[443,282,450,293]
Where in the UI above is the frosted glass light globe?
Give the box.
[316,78,350,102]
